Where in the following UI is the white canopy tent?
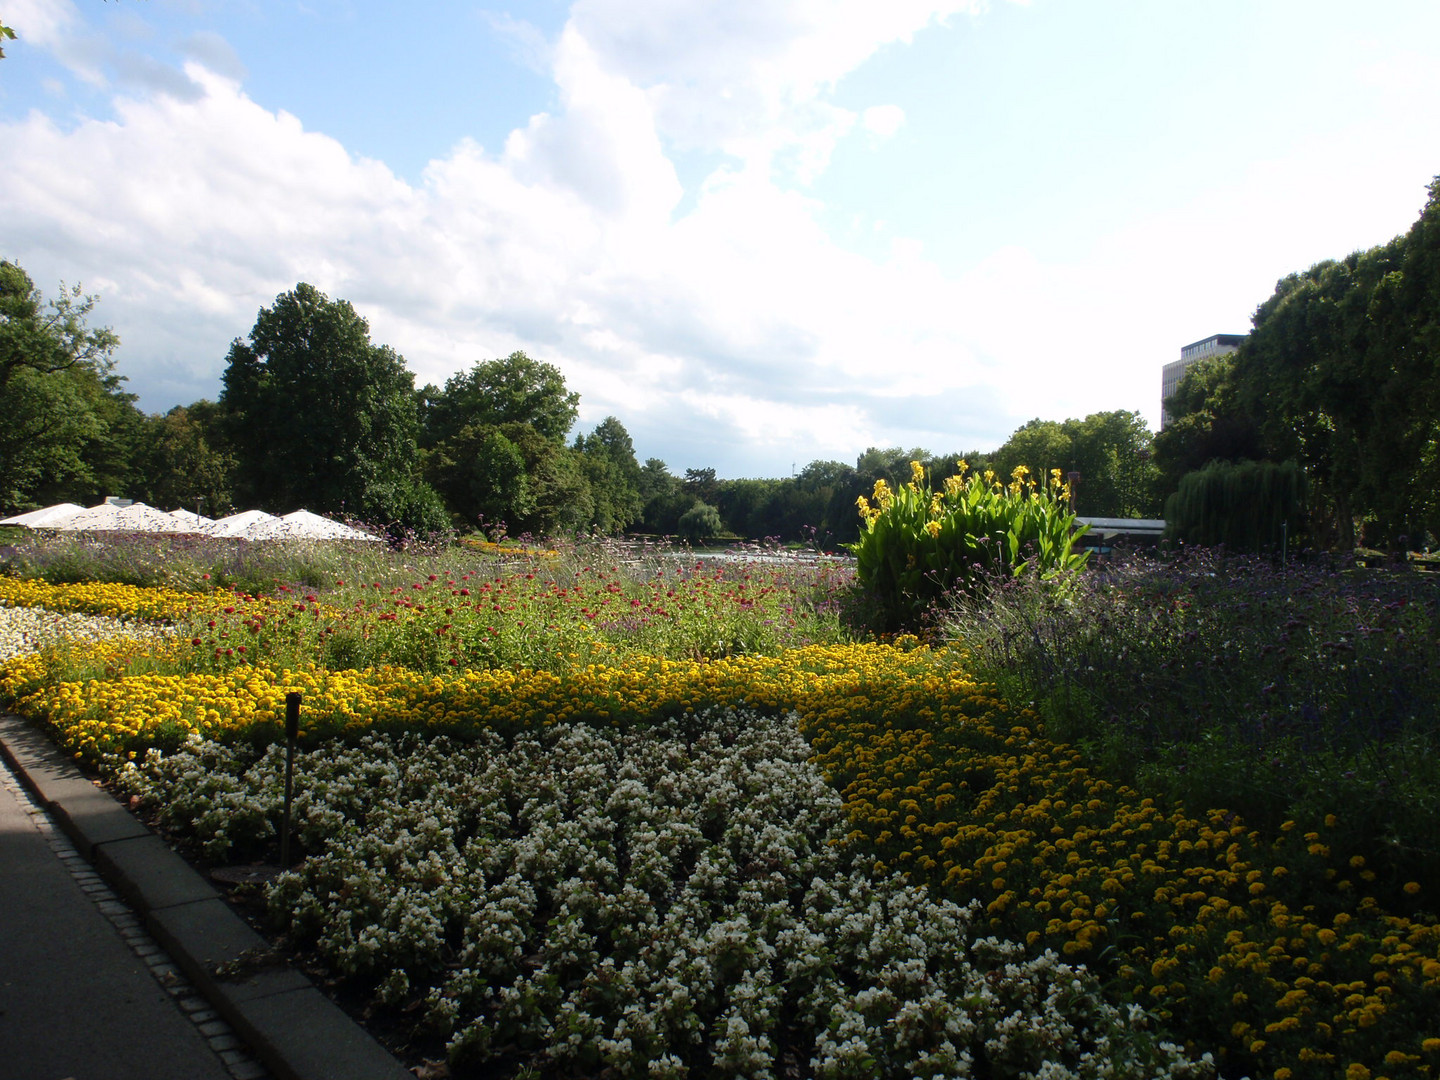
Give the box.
[0,503,87,528]
[205,509,279,538]
[2,501,375,541]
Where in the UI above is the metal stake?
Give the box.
[281,692,300,868]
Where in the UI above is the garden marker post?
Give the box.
[282,692,300,867]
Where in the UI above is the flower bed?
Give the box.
[805,705,1440,1080]
[5,575,1439,1079]
[113,712,1206,1079]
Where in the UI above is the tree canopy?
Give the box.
[0,262,140,514]
[219,283,443,528]
[421,352,579,448]
[1163,176,1440,549]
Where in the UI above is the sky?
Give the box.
[2,0,1438,479]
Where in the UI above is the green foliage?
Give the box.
[993,411,1160,518]
[0,262,138,513]
[575,416,644,533]
[420,351,578,448]
[423,424,532,531]
[1152,356,1263,499]
[636,458,689,534]
[677,499,722,544]
[219,283,436,528]
[847,462,1089,631]
[1163,458,1307,553]
[130,401,236,515]
[1214,175,1440,550]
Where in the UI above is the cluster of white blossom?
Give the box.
[0,602,168,663]
[115,711,1213,1080]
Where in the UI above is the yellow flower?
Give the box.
[1403,881,1421,895]
[909,460,925,487]
[1345,1064,1370,1080]
[924,520,941,538]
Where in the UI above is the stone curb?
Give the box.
[0,712,415,1080]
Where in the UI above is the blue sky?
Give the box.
[3,0,1438,478]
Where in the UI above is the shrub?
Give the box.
[848,461,1088,631]
[677,499,722,544]
[1163,459,1307,554]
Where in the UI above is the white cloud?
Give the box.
[860,104,905,141]
[569,0,980,181]
[179,31,247,82]
[4,0,81,51]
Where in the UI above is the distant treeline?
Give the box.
[0,268,1164,543]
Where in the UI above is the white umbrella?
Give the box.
[168,508,216,527]
[0,502,87,528]
[48,501,133,531]
[117,503,190,533]
[278,509,374,541]
[167,509,218,535]
[205,509,280,538]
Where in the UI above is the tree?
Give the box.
[498,423,593,537]
[0,22,15,60]
[219,283,437,527]
[422,424,531,531]
[1061,410,1159,518]
[992,421,1071,486]
[637,458,688,534]
[990,413,1160,518]
[678,500,722,544]
[575,416,644,533]
[1153,357,1263,500]
[131,402,237,515]
[421,352,579,448]
[1163,459,1307,554]
[682,467,721,507]
[0,263,139,513]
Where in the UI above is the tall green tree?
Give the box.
[501,423,592,536]
[575,416,644,533]
[1061,410,1160,518]
[637,458,688,534]
[1213,177,1440,550]
[991,413,1158,517]
[219,283,442,528]
[422,423,532,532]
[0,262,139,512]
[992,421,1071,487]
[131,401,236,515]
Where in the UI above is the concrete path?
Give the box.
[0,752,241,1080]
[0,713,415,1080]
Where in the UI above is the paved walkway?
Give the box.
[0,713,414,1080]
[0,752,244,1080]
